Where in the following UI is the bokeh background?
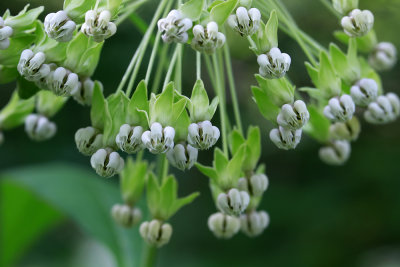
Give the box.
[1,0,400,266]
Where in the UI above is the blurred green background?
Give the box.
[1,0,400,266]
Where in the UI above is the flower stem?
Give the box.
[163,44,179,89]
[151,44,169,93]
[196,52,201,80]
[145,30,162,85]
[319,0,342,19]
[140,244,157,267]
[174,44,184,93]
[115,0,149,26]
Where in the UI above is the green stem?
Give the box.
[140,245,157,267]
[157,154,169,183]
[196,52,201,80]
[145,30,162,84]
[116,42,142,92]
[163,44,179,89]
[151,44,169,93]
[115,0,149,26]
[174,44,183,93]
[319,0,342,19]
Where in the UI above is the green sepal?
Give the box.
[126,80,149,128]
[90,82,107,130]
[146,173,199,221]
[187,79,219,122]
[250,10,278,55]
[3,5,43,37]
[16,76,41,99]
[174,109,191,142]
[303,105,331,144]
[334,30,377,54]
[329,41,360,85]
[0,91,34,130]
[210,0,239,26]
[35,91,68,118]
[120,157,148,206]
[251,86,280,123]
[180,0,206,21]
[0,34,36,67]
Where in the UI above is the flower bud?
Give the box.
[141,122,175,154]
[238,173,269,197]
[332,0,359,14]
[350,78,378,107]
[116,124,144,154]
[207,212,240,239]
[240,210,270,237]
[35,63,57,90]
[269,126,302,150]
[228,7,261,37]
[369,42,397,72]
[329,116,361,141]
[111,204,142,228]
[217,188,250,216]
[90,148,124,178]
[323,94,355,122]
[364,93,400,124]
[157,10,192,44]
[341,9,374,37]
[44,10,76,42]
[81,10,117,42]
[139,220,173,248]
[72,78,102,106]
[75,126,103,156]
[166,143,198,171]
[319,140,351,165]
[47,67,80,96]
[191,21,226,54]
[187,120,220,150]
[257,48,291,79]
[17,50,50,81]
[277,100,310,130]
[24,114,57,141]
[0,16,12,50]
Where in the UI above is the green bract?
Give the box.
[302,105,331,144]
[2,5,43,37]
[210,0,239,26]
[250,10,278,55]
[120,157,148,206]
[329,39,360,85]
[0,91,34,130]
[187,79,219,122]
[146,173,199,221]
[180,0,206,21]
[64,0,123,24]
[36,91,68,118]
[334,30,377,54]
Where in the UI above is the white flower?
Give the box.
[341,9,374,37]
[25,114,57,141]
[35,63,57,90]
[191,22,226,54]
[277,100,310,130]
[238,173,269,197]
[257,48,291,79]
[187,120,220,150]
[17,50,50,81]
[369,42,397,72]
[350,78,378,107]
[47,67,80,96]
[72,78,102,106]
[364,93,400,124]
[207,212,240,239]
[240,210,270,237]
[75,126,103,156]
[116,124,144,154]
[166,143,198,171]
[157,10,192,43]
[323,94,355,122]
[217,188,250,216]
[111,204,142,228]
[90,148,124,178]
[81,10,116,42]
[332,0,359,14]
[141,122,175,154]
[329,116,361,141]
[44,10,76,42]
[269,126,302,150]
[227,7,261,36]
[0,16,13,50]
[139,220,173,248]
[319,140,351,165]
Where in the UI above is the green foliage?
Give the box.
[90,82,108,131]
[329,39,361,85]
[250,10,278,55]
[35,91,68,118]
[334,30,377,53]
[2,5,43,36]
[0,91,34,130]
[174,108,191,141]
[64,0,123,23]
[180,0,206,21]
[187,79,219,123]
[120,157,148,206]
[126,81,149,128]
[210,0,239,26]
[303,105,331,144]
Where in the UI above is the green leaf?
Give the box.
[180,0,206,21]
[225,144,246,186]
[159,176,177,219]
[334,30,377,54]
[16,76,41,99]
[90,82,107,130]
[242,126,261,172]
[3,5,44,36]
[188,79,209,121]
[170,192,200,218]
[229,129,245,156]
[150,83,174,125]
[64,0,96,23]
[146,173,161,219]
[36,90,68,118]
[103,92,129,147]
[171,98,188,126]
[195,163,218,182]
[210,0,239,26]
[120,157,148,206]
[318,51,342,97]
[174,109,191,141]
[76,41,103,76]
[264,10,278,49]
[305,62,320,88]
[0,34,36,66]
[0,65,19,84]
[207,0,224,11]
[127,80,149,127]
[329,42,360,85]
[0,91,34,130]
[214,148,229,174]
[63,33,90,73]
[303,105,331,143]
[251,86,280,123]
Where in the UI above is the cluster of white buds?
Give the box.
[166,143,198,171]
[341,9,374,37]
[187,121,220,150]
[157,10,192,43]
[227,7,261,37]
[324,95,355,122]
[47,67,80,96]
[191,22,226,54]
[111,204,142,228]
[75,126,103,156]
[217,188,250,216]
[18,50,50,81]
[25,114,57,142]
[329,116,361,141]
[72,78,100,106]
[90,148,124,178]
[81,10,116,42]
[0,16,13,50]
[277,100,310,130]
[369,42,398,72]
[35,63,57,90]
[350,78,378,107]
[139,220,173,248]
[238,173,269,197]
[364,93,400,124]
[240,210,270,237]
[269,126,302,150]
[141,123,175,154]
[207,212,240,239]
[257,48,291,79]
[44,10,76,42]
[319,140,351,165]
[116,124,144,154]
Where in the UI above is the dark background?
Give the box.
[1,0,400,266]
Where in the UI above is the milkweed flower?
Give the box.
[277,100,310,130]
[157,10,192,43]
[191,22,226,54]
[240,210,270,237]
[44,10,76,42]
[319,140,351,165]
[139,220,173,248]
[18,50,50,81]
[116,124,144,154]
[369,42,397,72]
[90,148,124,178]
[75,126,103,156]
[208,212,240,239]
[141,122,175,154]
[111,204,142,228]
[341,9,374,37]
[187,121,220,150]
[227,7,261,37]
[217,188,250,216]
[0,16,12,50]
[324,95,355,122]
[350,78,378,107]
[81,10,116,42]
[257,48,291,79]
[269,126,302,150]
[25,114,56,141]
[364,93,400,124]
[166,143,198,171]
